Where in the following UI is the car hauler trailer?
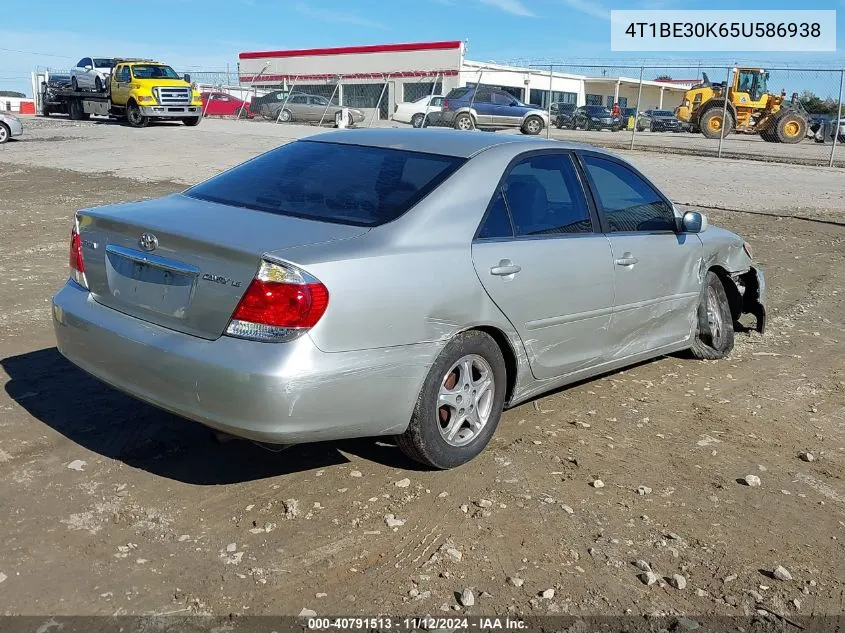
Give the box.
[39,59,203,127]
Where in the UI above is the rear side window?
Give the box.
[505,154,592,236]
[581,155,676,232]
[446,87,471,100]
[186,141,465,227]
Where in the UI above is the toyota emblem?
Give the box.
[139,232,158,252]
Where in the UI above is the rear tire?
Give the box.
[453,112,474,131]
[396,331,507,469]
[95,76,103,93]
[699,107,734,139]
[690,272,735,360]
[521,115,543,135]
[71,76,79,92]
[411,113,425,128]
[278,108,292,123]
[182,116,201,126]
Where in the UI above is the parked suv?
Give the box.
[440,86,548,135]
[573,105,623,131]
[551,102,577,129]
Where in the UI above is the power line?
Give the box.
[0,46,73,59]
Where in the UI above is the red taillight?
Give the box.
[70,227,84,273]
[442,99,451,111]
[232,279,328,328]
[226,260,329,342]
[69,225,87,288]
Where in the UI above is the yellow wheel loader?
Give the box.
[675,68,807,144]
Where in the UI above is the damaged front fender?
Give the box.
[730,266,767,334]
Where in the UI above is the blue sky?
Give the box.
[2,0,843,96]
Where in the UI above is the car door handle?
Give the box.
[614,254,639,266]
[490,260,521,276]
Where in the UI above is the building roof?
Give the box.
[240,41,463,61]
[305,128,599,158]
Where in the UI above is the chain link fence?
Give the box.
[528,64,844,168]
[32,62,845,167]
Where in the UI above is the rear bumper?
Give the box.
[139,105,201,118]
[52,281,439,444]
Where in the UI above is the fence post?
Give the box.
[420,72,441,128]
[237,62,268,120]
[369,74,389,128]
[467,70,483,130]
[546,65,553,140]
[629,66,644,150]
[829,69,844,168]
[717,66,733,159]
[276,76,298,123]
[318,77,341,127]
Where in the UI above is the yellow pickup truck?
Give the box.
[41,58,203,128]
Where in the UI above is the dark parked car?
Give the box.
[636,110,684,132]
[250,90,294,119]
[573,105,623,131]
[551,102,577,129]
[440,86,549,135]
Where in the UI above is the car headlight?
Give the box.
[136,95,155,103]
[743,241,754,260]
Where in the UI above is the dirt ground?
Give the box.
[0,128,844,626]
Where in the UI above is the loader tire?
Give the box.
[699,107,734,139]
[774,112,806,144]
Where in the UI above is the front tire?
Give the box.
[126,102,149,128]
[411,113,425,128]
[690,271,735,360]
[0,123,9,144]
[95,76,103,93]
[71,77,79,92]
[182,116,201,126]
[699,107,734,139]
[396,331,507,469]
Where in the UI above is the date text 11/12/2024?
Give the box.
[307,616,527,630]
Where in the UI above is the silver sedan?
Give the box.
[52,130,766,469]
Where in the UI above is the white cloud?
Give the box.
[559,0,610,20]
[478,0,535,17]
[291,2,387,29]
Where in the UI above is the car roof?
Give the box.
[307,129,604,159]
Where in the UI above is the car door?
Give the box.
[469,87,494,126]
[490,91,517,126]
[471,151,615,380]
[579,153,703,359]
[286,95,308,120]
[110,64,131,105]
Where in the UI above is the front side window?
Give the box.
[186,141,465,227]
[309,96,329,106]
[581,155,676,232]
[503,154,592,236]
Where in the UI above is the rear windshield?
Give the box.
[586,106,611,115]
[445,87,472,100]
[185,141,465,227]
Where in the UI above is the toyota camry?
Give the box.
[52,129,766,469]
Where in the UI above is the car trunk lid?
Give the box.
[78,194,367,340]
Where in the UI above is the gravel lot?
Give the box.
[1,117,844,624]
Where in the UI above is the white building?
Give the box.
[237,41,692,119]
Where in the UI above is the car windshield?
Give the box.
[652,111,675,117]
[130,65,180,79]
[186,141,466,227]
[93,58,114,68]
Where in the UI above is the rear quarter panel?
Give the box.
[265,146,530,355]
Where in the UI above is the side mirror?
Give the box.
[682,211,708,233]
[183,74,191,83]
[84,65,93,71]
